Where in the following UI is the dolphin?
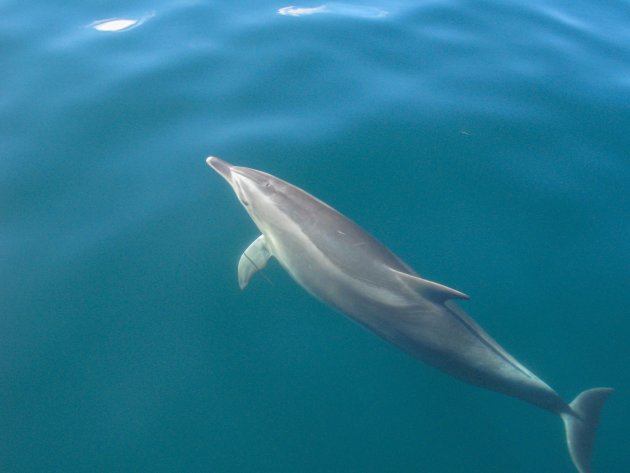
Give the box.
[206,156,612,473]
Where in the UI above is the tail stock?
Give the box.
[560,387,614,473]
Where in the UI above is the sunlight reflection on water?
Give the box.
[89,13,154,32]
[278,3,388,18]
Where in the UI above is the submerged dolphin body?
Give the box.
[206,156,612,473]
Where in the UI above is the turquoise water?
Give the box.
[2,0,629,472]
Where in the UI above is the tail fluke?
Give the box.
[561,387,614,473]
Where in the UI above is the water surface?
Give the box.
[1,1,629,472]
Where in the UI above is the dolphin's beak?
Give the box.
[206,156,233,184]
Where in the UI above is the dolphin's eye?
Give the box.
[264,182,271,188]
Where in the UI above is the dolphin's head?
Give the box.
[206,156,292,231]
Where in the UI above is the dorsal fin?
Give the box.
[238,235,272,289]
[389,267,469,303]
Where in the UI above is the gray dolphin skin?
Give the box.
[206,156,612,473]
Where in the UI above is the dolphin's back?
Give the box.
[277,179,415,274]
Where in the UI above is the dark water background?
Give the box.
[1,1,629,472]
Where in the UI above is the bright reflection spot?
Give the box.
[278,3,388,19]
[278,5,329,16]
[89,13,154,32]
[92,19,138,32]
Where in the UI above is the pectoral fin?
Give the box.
[238,235,272,290]
[389,267,469,303]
